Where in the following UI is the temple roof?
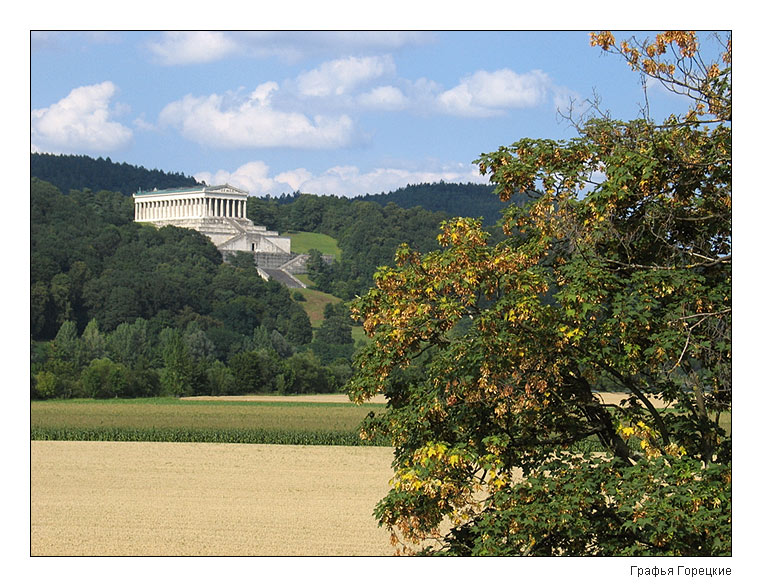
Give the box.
[134,183,248,197]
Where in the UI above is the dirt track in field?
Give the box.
[31,441,397,556]
[180,394,387,404]
[180,392,668,408]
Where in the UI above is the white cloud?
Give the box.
[195,161,287,195]
[274,168,314,192]
[146,31,239,65]
[356,86,410,110]
[146,31,432,64]
[436,69,553,117]
[31,81,133,153]
[158,85,356,149]
[296,55,396,97]
[195,160,488,198]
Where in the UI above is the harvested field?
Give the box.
[31,441,397,556]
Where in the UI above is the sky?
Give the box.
[28,29,723,198]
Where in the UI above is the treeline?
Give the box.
[358,181,514,226]
[31,317,350,400]
[31,153,203,196]
[31,178,355,399]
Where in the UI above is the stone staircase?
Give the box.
[217,217,253,249]
[260,268,307,289]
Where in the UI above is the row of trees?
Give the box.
[348,31,731,555]
[32,306,356,400]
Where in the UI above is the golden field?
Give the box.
[31,441,397,556]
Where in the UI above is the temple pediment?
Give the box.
[206,184,249,196]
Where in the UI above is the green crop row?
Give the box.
[31,426,390,446]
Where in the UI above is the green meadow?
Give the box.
[283,231,342,259]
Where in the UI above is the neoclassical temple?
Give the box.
[133,184,291,255]
[133,184,249,221]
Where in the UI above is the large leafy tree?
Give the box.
[349,31,731,555]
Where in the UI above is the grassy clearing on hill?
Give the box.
[293,285,343,326]
[283,231,341,259]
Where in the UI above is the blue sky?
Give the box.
[31,30,722,197]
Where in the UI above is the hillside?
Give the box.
[31,153,204,196]
[30,154,516,303]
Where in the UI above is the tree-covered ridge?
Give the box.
[357,182,520,227]
[31,153,204,196]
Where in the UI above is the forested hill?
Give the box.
[31,153,204,196]
[357,182,515,226]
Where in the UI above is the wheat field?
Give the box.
[31,441,397,556]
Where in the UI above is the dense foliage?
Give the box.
[249,193,494,299]
[348,31,731,555]
[31,153,203,196]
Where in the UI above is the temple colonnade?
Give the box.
[134,196,246,221]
